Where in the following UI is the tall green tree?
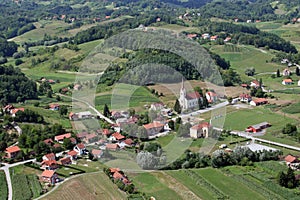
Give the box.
[296,67,300,76]
[59,105,68,116]
[103,104,111,117]
[174,99,181,114]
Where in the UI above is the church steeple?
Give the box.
[180,78,186,98]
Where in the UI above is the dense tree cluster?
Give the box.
[14,109,44,123]
[277,168,298,189]
[164,147,282,170]
[0,37,18,57]
[0,65,37,104]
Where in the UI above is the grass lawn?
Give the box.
[129,172,183,200]
[42,172,127,200]
[282,102,300,114]
[155,133,175,147]
[0,171,8,200]
[223,107,296,131]
[95,83,160,111]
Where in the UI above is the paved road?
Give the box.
[57,93,114,124]
[0,159,36,200]
[214,127,300,152]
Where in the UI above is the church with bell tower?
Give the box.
[178,79,201,111]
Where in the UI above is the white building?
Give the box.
[179,79,201,111]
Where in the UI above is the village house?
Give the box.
[91,149,103,159]
[67,150,78,160]
[239,93,252,103]
[73,143,86,155]
[59,157,72,166]
[43,138,54,146]
[206,91,218,103]
[54,133,72,143]
[224,37,231,42]
[250,98,268,106]
[284,155,300,169]
[69,111,92,120]
[49,104,60,111]
[10,108,25,117]
[246,122,271,133]
[41,170,58,184]
[150,102,165,111]
[2,104,14,113]
[187,33,198,39]
[202,33,210,39]
[110,168,130,185]
[5,146,21,159]
[282,68,291,76]
[84,133,98,144]
[76,132,88,140]
[190,122,211,138]
[143,121,165,136]
[210,35,218,41]
[179,79,201,111]
[106,143,119,151]
[298,80,300,86]
[102,129,112,138]
[73,84,82,90]
[120,138,134,148]
[42,153,56,161]
[110,132,125,141]
[250,80,260,88]
[282,79,293,85]
[41,160,58,170]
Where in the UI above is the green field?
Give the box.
[0,171,8,200]
[95,83,160,110]
[224,107,296,131]
[42,172,127,200]
[11,174,42,200]
[282,102,300,114]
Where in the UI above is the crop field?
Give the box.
[0,171,8,200]
[282,102,300,114]
[42,172,127,200]
[11,174,42,200]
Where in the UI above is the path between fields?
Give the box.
[0,159,36,200]
[152,171,202,200]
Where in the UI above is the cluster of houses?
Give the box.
[108,168,131,185]
[186,32,231,43]
[2,105,24,117]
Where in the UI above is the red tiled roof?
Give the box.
[41,160,57,166]
[5,146,21,153]
[49,104,59,108]
[76,143,85,149]
[112,132,125,140]
[106,143,119,150]
[68,150,78,156]
[241,84,248,87]
[186,91,201,100]
[91,149,102,155]
[60,157,71,164]
[252,98,268,104]
[285,155,297,163]
[44,138,53,145]
[239,93,251,98]
[53,143,61,148]
[70,137,77,144]
[124,138,134,145]
[143,122,164,130]
[85,133,97,140]
[55,133,71,141]
[41,170,55,178]
[251,80,260,85]
[11,108,25,114]
[283,79,293,83]
[76,132,88,139]
[44,153,55,161]
[113,171,124,179]
[191,122,210,130]
[110,168,120,173]
[102,129,111,135]
[206,91,217,97]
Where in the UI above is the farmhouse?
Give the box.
[59,157,72,165]
[74,143,86,155]
[282,68,291,76]
[49,104,60,111]
[84,133,98,144]
[67,150,78,160]
[250,98,268,106]
[282,79,293,85]
[106,143,119,151]
[110,132,125,141]
[284,155,300,168]
[143,121,165,136]
[41,160,58,170]
[206,91,218,103]
[246,122,271,133]
[69,111,92,120]
[42,153,56,161]
[5,146,21,159]
[179,79,201,111]
[250,80,260,88]
[239,93,252,103]
[41,170,58,184]
[43,138,54,146]
[91,149,103,159]
[54,133,72,143]
[190,122,211,138]
[10,108,25,117]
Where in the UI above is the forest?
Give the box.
[0,65,37,104]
